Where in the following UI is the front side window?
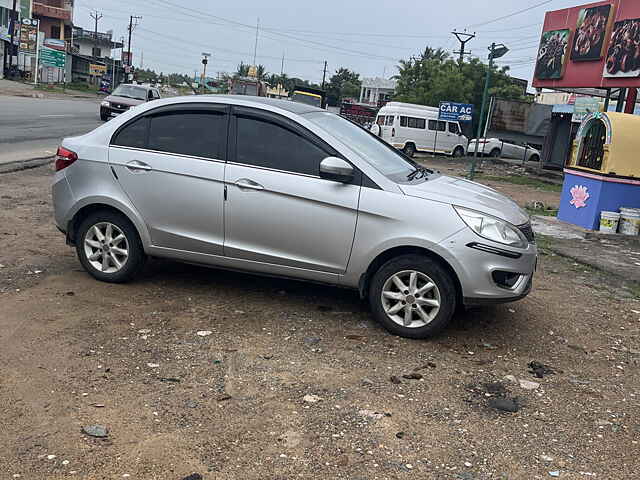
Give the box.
[111,116,149,149]
[384,116,394,126]
[448,122,460,134]
[376,115,385,125]
[236,116,328,176]
[305,111,417,179]
[148,111,226,159]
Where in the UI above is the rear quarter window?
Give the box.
[111,116,149,149]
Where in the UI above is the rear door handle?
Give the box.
[126,160,152,172]
[234,179,264,191]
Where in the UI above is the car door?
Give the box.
[224,107,360,274]
[447,122,461,152]
[109,103,228,255]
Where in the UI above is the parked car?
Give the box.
[372,102,468,158]
[53,96,537,339]
[100,84,161,121]
[467,138,541,162]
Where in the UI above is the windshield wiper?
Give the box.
[406,165,433,181]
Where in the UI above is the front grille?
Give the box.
[518,223,535,243]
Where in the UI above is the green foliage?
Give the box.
[132,68,190,86]
[394,47,530,132]
[325,67,362,106]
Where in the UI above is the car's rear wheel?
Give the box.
[403,143,416,158]
[529,154,540,162]
[76,210,146,283]
[368,255,456,339]
[453,146,465,158]
[490,148,501,158]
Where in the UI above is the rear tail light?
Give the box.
[55,147,78,172]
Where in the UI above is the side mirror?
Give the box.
[319,157,354,183]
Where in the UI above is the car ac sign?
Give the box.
[439,101,474,122]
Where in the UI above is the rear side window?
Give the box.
[407,117,425,129]
[148,111,226,159]
[400,116,408,127]
[428,120,446,131]
[111,116,149,149]
[448,122,460,134]
[437,120,446,131]
[236,116,328,176]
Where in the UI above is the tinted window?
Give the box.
[408,117,425,129]
[112,116,149,149]
[437,120,446,132]
[428,119,438,131]
[148,111,226,159]
[236,116,328,176]
[384,116,394,126]
[400,116,408,127]
[448,122,460,134]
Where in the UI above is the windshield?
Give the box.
[291,92,322,107]
[305,111,417,179]
[112,85,147,100]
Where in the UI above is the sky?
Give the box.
[72,0,586,85]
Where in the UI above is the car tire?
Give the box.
[100,111,109,121]
[490,148,501,158]
[368,254,457,339]
[529,154,540,163]
[403,143,416,158]
[453,146,465,158]
[75,210,146,283]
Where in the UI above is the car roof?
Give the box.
[119,84,155,91]
[201,95,324,114]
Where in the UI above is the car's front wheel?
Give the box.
[368,255,457,339]
[403,143,416,158]
[76,210,146,283]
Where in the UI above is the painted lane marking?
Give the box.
[39,114,74,118]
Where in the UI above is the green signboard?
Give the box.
[40,47,66,68]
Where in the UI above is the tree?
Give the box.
[325,67,362,106]
[236,62,250,77]
[394,47,530,133]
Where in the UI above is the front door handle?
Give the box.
[126,160,152,172]
[234,179,264,191]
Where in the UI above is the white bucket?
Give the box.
[619,207,640,236]
[599,211,620,234]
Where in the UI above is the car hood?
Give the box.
[105,95,145,106]
[400,175,530,226]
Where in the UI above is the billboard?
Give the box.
[438,102,473,122]
[532,0,640,89]
[19,18,38,54]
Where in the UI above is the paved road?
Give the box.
[0,95,102,165]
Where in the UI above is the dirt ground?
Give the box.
[0,165,639,480]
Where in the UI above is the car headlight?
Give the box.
[101,101,110,107]
[454,206,527,249]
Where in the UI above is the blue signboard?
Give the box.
[439,101,474,122]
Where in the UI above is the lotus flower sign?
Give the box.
[569,185,590,208]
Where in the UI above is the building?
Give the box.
[32,0,73,41]
[0,0,29,78]
[359,77,397,106]
[69,26,123,84]
[71,25,120,58]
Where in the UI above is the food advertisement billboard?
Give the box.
[533,0,640,89]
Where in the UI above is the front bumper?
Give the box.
[438,227,537,305]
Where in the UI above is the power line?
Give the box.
[451,30,475,66]
[466,0,555,29]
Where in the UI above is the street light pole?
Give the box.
[469,42,509,180]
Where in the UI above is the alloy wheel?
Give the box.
[84,222,129,274]
[381,270,441,328]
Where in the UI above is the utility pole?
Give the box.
[321,60,328,90]
[5,0,17,75]
[452,30,475,68]
[252,17,259,66]
[90,11,103,62]
[127,15,142,67]
[469,42,509,180]
[279,52,285,97]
